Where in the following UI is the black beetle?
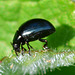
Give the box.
[11,19,55,56]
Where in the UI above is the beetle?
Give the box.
[11,18,55,56]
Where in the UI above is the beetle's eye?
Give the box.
[14,44,18,49]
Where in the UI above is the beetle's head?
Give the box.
[11,42,20,52]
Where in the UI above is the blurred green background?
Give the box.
[0,0,75,74]
[0,0,75,75]
[0,0,75,60]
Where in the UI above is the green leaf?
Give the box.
[0,50,75,75]
[0,0,75,74]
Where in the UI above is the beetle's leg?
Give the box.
[15,51,18,56]
[25,41,33,49]
[27,42,31,55]
[39,39,48,49]
[21,44,27,55]
[21,45,24,55]
[29,44,33,49]
[21,44,27,51]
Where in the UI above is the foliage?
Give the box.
[0,0,75,75]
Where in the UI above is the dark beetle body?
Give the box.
[12,19,55,56]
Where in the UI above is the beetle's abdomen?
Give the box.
[19,19,55,41]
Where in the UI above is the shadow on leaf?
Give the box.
[47,24,75,49]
